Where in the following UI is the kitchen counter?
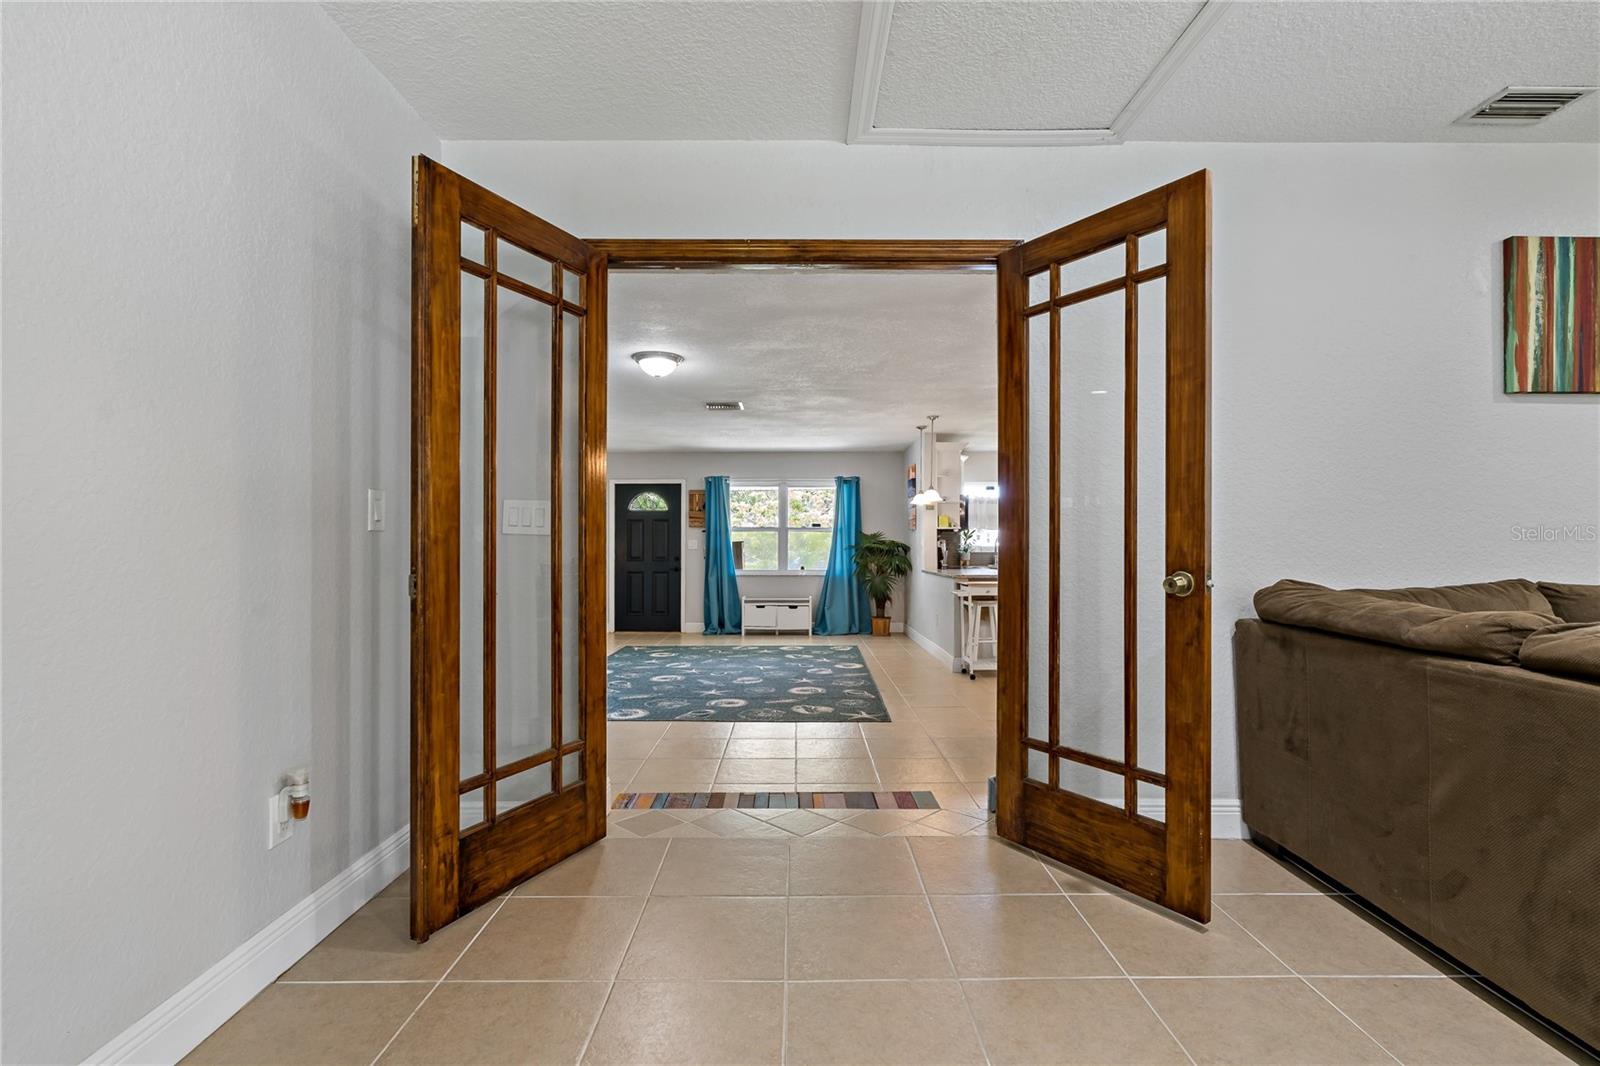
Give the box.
[921,566,999,579]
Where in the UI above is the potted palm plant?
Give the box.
[855,531,913,636]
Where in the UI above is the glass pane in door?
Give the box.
[1025,309,1051,782]
[498,761,553,810]
[1135,276,1168,777]
[495,285,555,771]
[460,787,486,832]
[1058,289,1125,769]
[1058,244,1125,294]
[1062,761,1122,804]
[498,238,554,292]
[560,309,583,772]
[460,272,487,784]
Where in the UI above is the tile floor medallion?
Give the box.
[185,635,1594,1066]
[606,644,889,722]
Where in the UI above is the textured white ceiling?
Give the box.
[874,1,1203,130]
[606,270,996,453]
[322,1,858,140]
[1128,1,1600,142]
[324,0,1599,143]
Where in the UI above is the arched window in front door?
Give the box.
[627,491,669,512]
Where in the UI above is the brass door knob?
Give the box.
[1162,571,1196,597]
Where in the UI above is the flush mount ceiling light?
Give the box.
[631,350,684,378]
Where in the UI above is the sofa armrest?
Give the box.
[1519,622,1600,681]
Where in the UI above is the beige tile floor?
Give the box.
[605,634,997,825]
[186,634,1594,1066]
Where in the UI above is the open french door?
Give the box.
[995,171,1211,922]
[410,156,608,941]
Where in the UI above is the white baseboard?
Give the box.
[82,787,1239,1066]
[904,625,955,668]
[1123,800,1242,838]
[86,825,410,1065]
[1211,801,1243,838]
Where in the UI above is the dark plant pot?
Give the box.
[871,616,892,636]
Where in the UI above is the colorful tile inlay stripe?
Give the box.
[1504,236,1600,394]
[612,790,940,811]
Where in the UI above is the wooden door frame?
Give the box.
[587,240,1017,271]
[607,478,690,634]
[416,200,1212,930]
[591,242,1016,631]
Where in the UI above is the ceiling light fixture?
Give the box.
[631,350,684,378]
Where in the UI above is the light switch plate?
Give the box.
[367,489,386,532]
[502,499,550,536]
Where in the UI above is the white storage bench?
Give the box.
[741,595,813,635]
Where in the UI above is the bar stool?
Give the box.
[955,583,999,679]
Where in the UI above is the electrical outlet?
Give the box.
[268,792,293,849]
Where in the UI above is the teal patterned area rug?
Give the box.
[606,645,891,723]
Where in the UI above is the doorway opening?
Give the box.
[599,264,1003,829]
[410,157,1211,940]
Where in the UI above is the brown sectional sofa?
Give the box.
[1235,578,1600,1049]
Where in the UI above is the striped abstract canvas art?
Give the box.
[1504,236,1600,393]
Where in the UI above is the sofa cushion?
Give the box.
[1519,622,1600,681]
[1254,580,1559,665]
[1353,578,1553,615]
[1536,581,1600,624]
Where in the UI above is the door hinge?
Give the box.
[411,157,420,228]
[409,568,418,599]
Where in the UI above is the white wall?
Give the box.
[1,5,436,1062]
[445,138,1600,804]
[901,436,958,661]
[607,451,911,630]
[963,450,1000,485]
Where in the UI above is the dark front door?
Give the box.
[614,484,681,631]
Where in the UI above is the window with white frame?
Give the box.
[963,481,1001,551]
[729,482,835,573]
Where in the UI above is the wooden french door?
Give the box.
[995,171,1211,922]
[410,156,608,941]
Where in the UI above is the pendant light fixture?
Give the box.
[910,414,945,507]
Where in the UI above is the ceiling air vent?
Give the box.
[1457,86,1596,125]
[704,401,745,412]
